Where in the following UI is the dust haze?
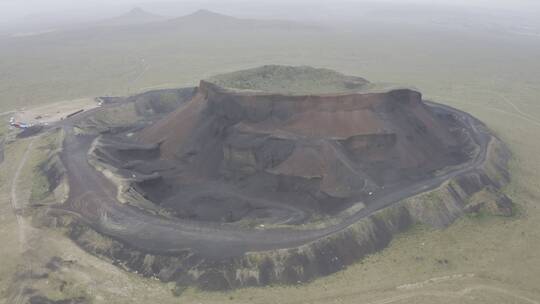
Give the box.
[2,0,540,36]
[1,0,540,303]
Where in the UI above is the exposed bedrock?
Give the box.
[100,78,475,224]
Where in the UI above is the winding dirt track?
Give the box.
[9,138,36,304]
[54,101,491,259]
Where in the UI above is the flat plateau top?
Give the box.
[207,65,414,96]
[206,65,375,95]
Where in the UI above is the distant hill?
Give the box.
[0,9,327,111]
[4,9,322,39]
[163,9,323,31]
[97,7,167,27]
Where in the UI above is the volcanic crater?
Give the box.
[94,66,473,225]
[58,66,512,290]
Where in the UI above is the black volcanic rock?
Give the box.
[129,66,472,222]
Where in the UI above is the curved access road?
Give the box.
[54,101,491,259]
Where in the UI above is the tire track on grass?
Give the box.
[9,138,36,304]
[486,106,540,128]
[366,285,539,304]
[494,92,540,125]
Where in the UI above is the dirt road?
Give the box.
[54,101,492,259]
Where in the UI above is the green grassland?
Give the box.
[29,130,63,204]
[1,24,538,113]
[1,19,540,303]
[207,65,369,94]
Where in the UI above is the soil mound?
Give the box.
[107,66,475,224]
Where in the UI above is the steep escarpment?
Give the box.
[131,72,472,223]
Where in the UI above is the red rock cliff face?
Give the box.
[137,78,470,214]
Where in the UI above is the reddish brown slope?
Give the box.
[138,78,467,194]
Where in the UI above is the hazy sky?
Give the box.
[1,0,539,18]
[1,0,539,30]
